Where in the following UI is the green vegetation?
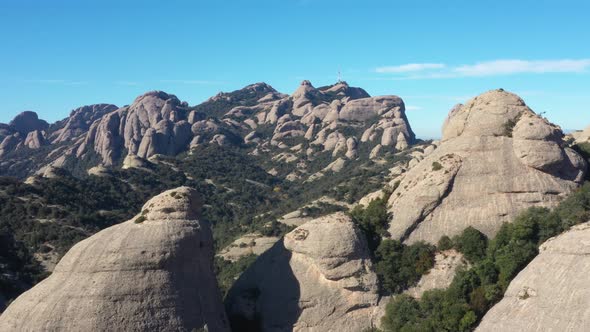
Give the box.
[572,142,590,181]
[437,235,454,251]
[349,191,435,295]
[431,161,443,171]
[573,141,590,159]
[502,117,518,137]
[381,182,590,331]
[300,202,345,218]
[452,227,488,264]
[214,255,258,297]
[349,193,391,252]
[0,230,46,307]
[375,240,436,294]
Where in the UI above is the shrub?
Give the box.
[502,115,520,137]
[350,195,391,252]
[452,227,488,263]
[437,235,454,251]
[432,161,443,171]
[214,254,258,296]
[381,182,590,330]
[375,240,435,294]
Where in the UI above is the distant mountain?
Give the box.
[0,80,416,180]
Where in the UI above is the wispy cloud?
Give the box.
[455,59,590,76]
[24,79,66,84]
[375,63,445,73]
[24,79,89,85]
[116,81,140,86]
[160,79,226,85]
[65,81,88,86]
[374,59,590,79]
[406,105,423,111]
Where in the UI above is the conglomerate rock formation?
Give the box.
[0,187,230,332]
[0,80,415,180]
[476,222,590,332]
[225,212,382,332]
[386,89,586,244]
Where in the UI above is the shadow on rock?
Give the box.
[225,240,300,332]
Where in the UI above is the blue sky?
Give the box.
[0,0,588,138]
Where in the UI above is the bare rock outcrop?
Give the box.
[52,104,118,143]
[387,90,586,244]
[0,112,49,156]
[0,81,417,179]
[477,222,590,332]
[78,91,191,165]
[405,249,468,299]
[24,130,45,149]
[339,96,403,122]
[9,111,48,135]
[225,212,381,331]
[0,187,230,332]
[571,125,590,143]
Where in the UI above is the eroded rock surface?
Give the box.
[405,249,468,299]
[0,187,230,332]
[387,90,586,244]
[477,222,590,332]
[225,212,381,331]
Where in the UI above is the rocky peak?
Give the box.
[8,111,49,135]
[133,90,178,103]
[292,79,318,99]
[53,104,118,143]
[244,82,277,94]
[320,81,371,100]
[442,89,531,141]
[141,186,202,221]
[386,90,586,244]
[0,187,230,331]
[0,81,417,178]
[300,79,313,87]
[76,90,191,165]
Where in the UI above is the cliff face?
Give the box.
[225,212,382,331]
[0,187,230,332]
[476,222,590,332]
[386,89,586,244]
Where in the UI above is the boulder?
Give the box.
[24,130,45,149]
[0,187,230,332]
[225,212,381,331]
[122,154,149,170]
[345,137,358,159]
[87,165,112,177]
[370,144,382,159]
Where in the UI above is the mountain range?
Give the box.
[0,82,589,331]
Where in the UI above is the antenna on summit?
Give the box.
[337,69,342,83]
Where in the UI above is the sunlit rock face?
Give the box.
[387,89,586,244]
